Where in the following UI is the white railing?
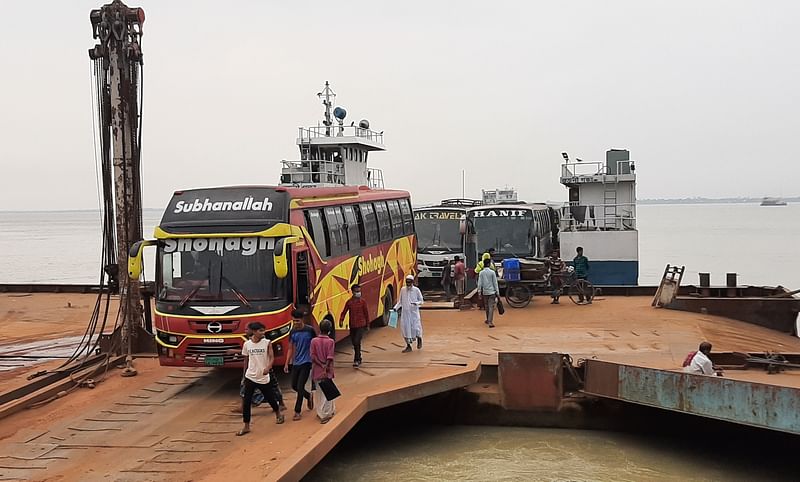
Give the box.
[367,168,384,189]
[280,160,385,189]
[298,125,384,144]
[559,202,636,231]
[280,160,345,186]
[561,160,634,179]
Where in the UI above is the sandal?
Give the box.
[236,428,250,436]
[292,413,302,421]
[276,414,285,424]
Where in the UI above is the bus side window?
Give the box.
[303,210,314,239]
[342,205,360,251]
[324,207,346,258]
[354,204,367,247]
[307,209,328,259]
[374,201,391,241]
[359,203,378,246]
[295,250,310,308]
[399,198,414,234]
[334,207,347,253]
[387,200,403,238]
[320,210,332,258]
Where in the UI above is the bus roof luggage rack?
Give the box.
[440,199,483,207]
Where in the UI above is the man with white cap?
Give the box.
[394,274,424,353]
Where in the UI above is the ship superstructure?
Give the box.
[481,188,519,204]
[280,82,386,189]
[559,149,638,285]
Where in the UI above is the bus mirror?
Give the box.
[273,236,300,279]
[128,240,155,280]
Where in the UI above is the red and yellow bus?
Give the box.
[129,185,416,367]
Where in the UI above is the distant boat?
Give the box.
[761,197,787,206]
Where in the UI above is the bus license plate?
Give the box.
[204,356,224,366]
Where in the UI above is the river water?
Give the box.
[1,204,799,480]
[1,204,799,288]
[306,425,796,481]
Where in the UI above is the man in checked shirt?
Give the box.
[339,284,371,368]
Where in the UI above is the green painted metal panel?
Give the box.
[617,365,800,435]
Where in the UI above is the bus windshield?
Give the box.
[157,237,288,304]
[472,214,534,257]
[415,210,462,253]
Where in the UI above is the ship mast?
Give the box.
[318,81,336,136]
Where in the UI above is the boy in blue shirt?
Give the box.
[283,309,317,420]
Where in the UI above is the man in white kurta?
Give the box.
[395,274,424,353]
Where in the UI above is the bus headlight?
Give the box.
[266,323,291,341]
[156,330,185,347]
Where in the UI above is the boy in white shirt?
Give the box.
[237,321,284,435]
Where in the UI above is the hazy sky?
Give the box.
[1,0,798,211]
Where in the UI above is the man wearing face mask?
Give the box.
[340,284,370,367]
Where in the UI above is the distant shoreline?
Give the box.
[639,197,799,205]
[1,199,798,212]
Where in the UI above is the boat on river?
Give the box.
[761,197,787,206]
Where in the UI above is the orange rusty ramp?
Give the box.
[267,361,480,482]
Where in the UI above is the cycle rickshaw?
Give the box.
[502,260,594,308]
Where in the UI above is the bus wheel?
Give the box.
[377,290,393,326]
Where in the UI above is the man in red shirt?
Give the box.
[340,284,371,368]
[453,256,466,307]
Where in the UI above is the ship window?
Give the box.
[306,209,328,259]
[342,205,360,251]
[359,203,379,246]
[387,200,403,238]
[399,198,414,234]
[374,201,391,241]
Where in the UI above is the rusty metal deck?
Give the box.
[2,294,800,480]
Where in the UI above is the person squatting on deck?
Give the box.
[395,274,424,352]
[284,309,316,421]
[340,284,370,367]
[683,342,722,376]
[237,322,285,436]
[311,319,337,423]
[478,258,500,328]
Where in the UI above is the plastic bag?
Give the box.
[388,309,398,328]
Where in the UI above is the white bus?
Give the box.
[414,199,481,284]
[464,202,559,289]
